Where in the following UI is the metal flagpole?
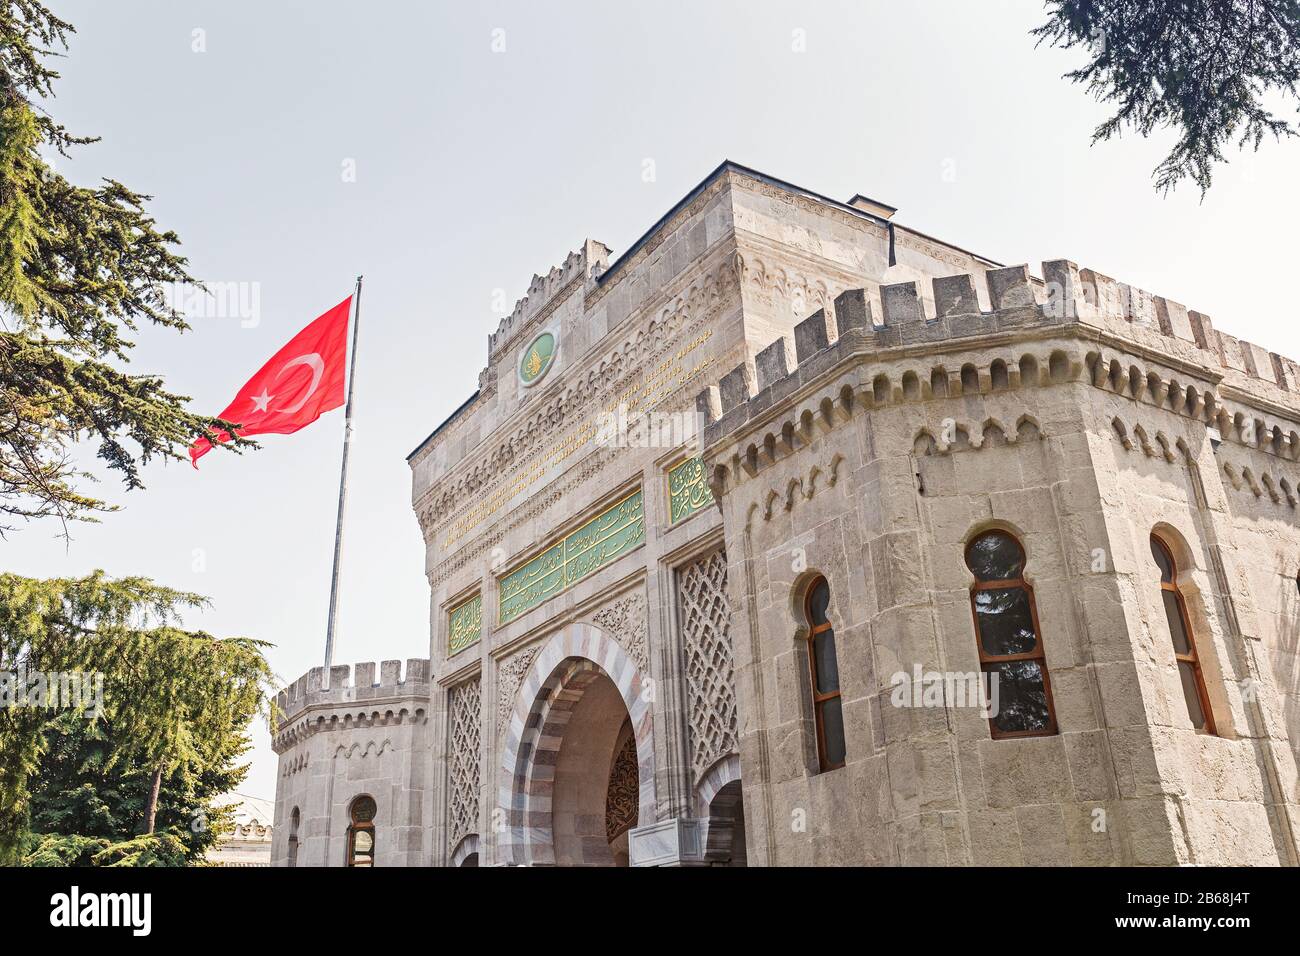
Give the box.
[322,276,363,688]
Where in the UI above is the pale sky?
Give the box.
[10,0,1300,802]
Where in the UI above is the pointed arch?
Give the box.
[496,622,655,866]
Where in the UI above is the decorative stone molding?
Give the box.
[1108,412,1300,516]
[280,753,308,778]
[332,739,394,760]
[738,252,838,315]
[273,705,427,753]
[591,591,649,674]
[495,645,540,730]
[415,252,740,542]
[913,417,1043,457]
[430,447,620,589]
[750,454,845,523]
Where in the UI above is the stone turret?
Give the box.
[275,658,431,729]
[270,659,432,868]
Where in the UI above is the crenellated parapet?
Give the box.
[699,259,1300,499]
[272,658,431,753]
[698,263,1069,451]
[487,238,611,362]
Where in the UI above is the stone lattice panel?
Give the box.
[447,678,481,849]
[679,549,738,782]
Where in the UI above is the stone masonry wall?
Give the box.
[703,260,1300,866]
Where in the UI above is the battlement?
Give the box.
[275,658,431,726]
[487,238,611,360]
[699,260,1300,448]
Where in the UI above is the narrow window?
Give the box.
[346,795,377,867]
[804,577,846,771]
[1150,536,1215,734]
[966,530,1057,738]
[287,807,300,868]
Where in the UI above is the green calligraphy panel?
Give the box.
[498,490,646,624]
[447,593,482,656]
[668,456,714,524]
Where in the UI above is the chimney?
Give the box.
[846,193,897,220]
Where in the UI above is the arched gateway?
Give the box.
[497,622,655,866]
[275,163,1300,870]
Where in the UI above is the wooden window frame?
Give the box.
[804,577,845,772]
[346,796,377,867]
[1152,535,1216,736]
[346,821,375,867]
[966,532,1058,740]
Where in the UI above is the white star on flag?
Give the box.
[250,389,273,413]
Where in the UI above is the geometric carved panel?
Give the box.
[679,548,738,783]
[448,678,481,850]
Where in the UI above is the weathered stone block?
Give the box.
[986,264,1035,310]
[718,361,755,413]
[793,309,835,363]
[833,288,871,332]
[933,273,981,318]
[755,336,792,390]
[880,281,922,325]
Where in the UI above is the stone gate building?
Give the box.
[271,161,1300,866]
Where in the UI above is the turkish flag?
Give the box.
[190,296,352,466]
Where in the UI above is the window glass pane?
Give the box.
[1150,536,1174,582]
[808,580,830,625]
[1177,661,1207,730]
[986,660,1051,734]
[813,628,840,693]
[1161,591,1192,655]
[974,587,1038,656]
[966,532,1025,581]
[819,696,846,767]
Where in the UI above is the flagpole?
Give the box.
[322,276,363,688]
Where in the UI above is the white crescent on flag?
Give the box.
[273,353,325,414]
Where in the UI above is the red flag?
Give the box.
[190,296,352,466]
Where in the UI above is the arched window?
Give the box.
[803,576,846,771]
[287,807,300,868]
[346,795,377,867]
[1150,535,1215,734]
[966,530,1057,738]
